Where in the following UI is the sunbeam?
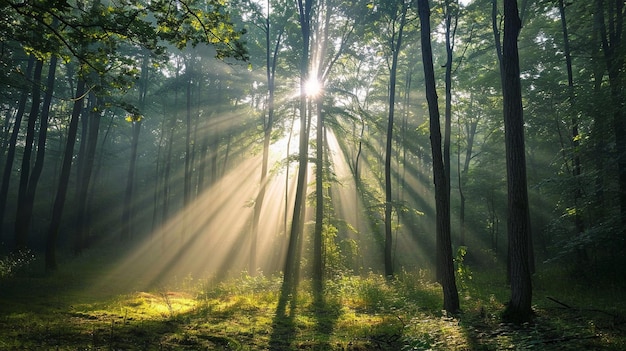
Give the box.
[90,133,303,294]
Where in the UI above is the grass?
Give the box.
[0,248,625,350]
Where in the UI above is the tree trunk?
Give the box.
[14,58,44,249]
[442,0,456,278]
[121,55,149,241]
[418,0,460,314]
[251,8,283,275]
[0,56,34,237]
[384,1,407,279]
[184,66,192,208]
[313,97,324,290]
[162,118,175,227]
[74,91,101,253]
[558,0,586,259]
[283,0,312,291]
[46,78,86,271]
[121,119,141,241]
[501,0,533,323]
[597,0,626,246]
[458,105,478,247]
[161,61,181,229]
[492,0,505,89]
[151,108,167,233]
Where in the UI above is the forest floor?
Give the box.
[0,246,625,350]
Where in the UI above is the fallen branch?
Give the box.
[546,296,621,319]
[546,296,571,309]
[540,334,599,344]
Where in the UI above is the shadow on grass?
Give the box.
[269,281,298,350]
[268,280,342,350]
[311,283,340,350]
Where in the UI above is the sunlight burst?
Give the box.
[304,77,323,97]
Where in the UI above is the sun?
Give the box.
[304,77,323,97]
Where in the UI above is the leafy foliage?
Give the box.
[0,250,35,279]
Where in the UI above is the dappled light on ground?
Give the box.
[3,267,623,350]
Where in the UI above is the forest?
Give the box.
[1,0,625,349]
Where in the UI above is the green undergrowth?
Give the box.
[0,251,625,350]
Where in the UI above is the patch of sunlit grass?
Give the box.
[2,252,625,350]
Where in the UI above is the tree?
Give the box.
[74,89,102,253]
[441,0,458,279]
[250,0,286,275]
[13,58,44,249]
[417,0,460,314]
[121,106,143,241]
[0,55,33,240]
[596,0,626,246]
[382,0,408,279]
[46,77,86,271]
[312,0,359,288]
[21,0,248,267]
[501,0,533,323]
[282,0,313,292]
[556,0,585,260]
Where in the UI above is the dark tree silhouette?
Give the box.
[417,0,460,314]
[501,0,533,323]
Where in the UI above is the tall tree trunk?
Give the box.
[400,70,412,204]
[458,101,478,247]
[418,0,460,314]
[384,1,407,279]
[196,136,208,192]
[283,0,312,291]
[17,55,57,252]
[14,58,44,249]
[162,61,181,229]
[151,110,167,232]
[501,0,533,323]
[590,0,608,224]
[74,91,101,253]
[121,55,149,241]
[25,54,58,238]
[558,0,585,258]
[313,97,324,290]
[184,67,192,208]
[492,0,505,89]
[597,0,626,245]
[252,5,283,274]
[0,56,34,237]
[442,0,457,278]
[46,78,86,271]
[161,118,175,227]
[121,119,142,241]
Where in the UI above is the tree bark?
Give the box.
[74,91,101,253]
[121,55,148,241]
[384,1,407,279]
[251,5,283,275]
[184,62,193,208]
[0,56,34,238]
[558,0,585,257]
[501,0,533,323]
[458,105,478,247]
[14,58,44,249]
[313,97,324,290]
[596,0,626,245]
[418,0,460,314]
[121,119,141,241]
[442,0,457,277]
[46,78,86,271]
[283,0,312,291]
